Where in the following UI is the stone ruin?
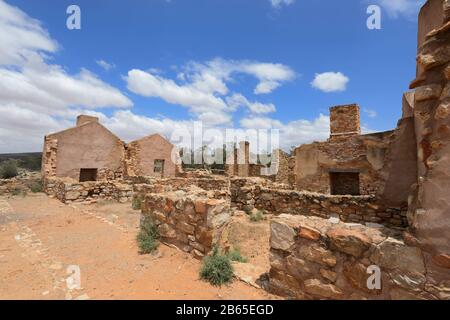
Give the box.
[39,0,449,300]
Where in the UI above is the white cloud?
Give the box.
[0,0,57,66]
[0,0,133,152]
[364,108,377,118]
[96,59,115,71]
[226,94,276,114]
[270,0,295,9]
[311,72,349,93]
[182,58,296,95]
[240,114,330,149]
[125,59,293,125]
[375,0,424,19]
[125,68,231,125]
[0,0,329,155]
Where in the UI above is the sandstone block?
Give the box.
[320,269,337,283]
[194,200,207,215]
[298,243,337,267]
[414,84,442,102]
[327,227,371,257]
[389,270,426,292]
[303,279,344,300]
[435,101,450,120]
[157,223,177,239]
[298,226,321,241]
[270,221,296,251]
[177,222,195,235]
[286,255,319,279]
[370,237,425,274]
[65,191,80,200]
[432,253,450,269]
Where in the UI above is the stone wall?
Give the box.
[407,0,450,293]
[44,178,133,204]
[132,176,230,196]
[330,104,361,140]
[274,149,296,187]
[42,137,57,180]
[141,191,231,259]
[294,130,394,196]
[43,121,126,181]
[269,214,446,300]
[232,182,407,228]
[125,134,178,178]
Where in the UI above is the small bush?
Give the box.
[30,180,43,193]
[137,217,159,254]
[132,197,142,210]
[200,246,234,286]
[0,161,18,179]
[249,210,264,222]
[19,156,42,171]
[11,188,22,196]
[227,248,248,263]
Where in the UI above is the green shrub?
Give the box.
[137,217,159,254]
[0,161,18,179]
[19,155,42,171]
[11,188,22,196]
[249,210,264,222]
[200,246,234,286]
[30,180,43,193]
[227,248,248,263]
[132,197,142,210]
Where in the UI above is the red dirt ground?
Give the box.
[0,194,276,300]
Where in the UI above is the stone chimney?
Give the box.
[329,104,361,140]
[76,115,99,127]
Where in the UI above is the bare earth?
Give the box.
[0,194,274,300]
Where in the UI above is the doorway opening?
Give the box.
[154,159,165,177]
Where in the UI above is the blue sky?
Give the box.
[0,0,425,152]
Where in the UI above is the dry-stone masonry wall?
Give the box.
[44,178,133,204]
[231,178,407,228]
[132,177,231,201]
[141,191,231,259]
[269,214,444,300]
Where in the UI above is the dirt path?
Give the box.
[0,194,275,300]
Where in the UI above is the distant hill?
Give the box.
[0,153,42,171]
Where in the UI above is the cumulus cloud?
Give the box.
[0,0,57,65]
[181,58,295,95]
[311,72,349,93]
[0,0,132,152]
[240,114,330,149]
[125,58,294,125]
[226,94,276,114]
[0,0,330,155]
[270,0,295,9]
[125,68,231,126]
[375,0,424,19]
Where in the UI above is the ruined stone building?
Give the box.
[225,141,265,177]
[125,134,178,178]
[42,115,177,182]
[293,104,418,208]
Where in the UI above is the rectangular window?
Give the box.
[79,168,98,182]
